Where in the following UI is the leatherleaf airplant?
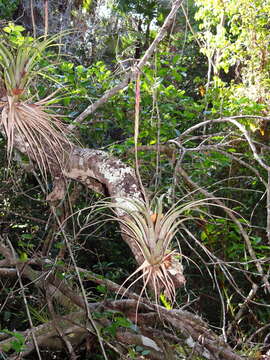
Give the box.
[0,30,71,176]
[106,196,216,304]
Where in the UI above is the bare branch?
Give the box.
[72,0,184,125]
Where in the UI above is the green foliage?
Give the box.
[103,316,133,337]
[128,345,150,359]
[2,23,25,44]
[0,0,19,19]
[92,310,134,338]
[160,293,172,309]
[114,0,158,20]
[1,1,270,358]
[45,50,203,152]
[195,0,270,106]
[0,330,25,353]
[0,25,64,95]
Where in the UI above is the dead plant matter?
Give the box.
[0,32,72,176]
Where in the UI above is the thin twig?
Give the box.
[30,0,36,38]
[50,207,108,360]
[6,238,42,360]
[44,0,48,38]
[267,170,270,245]
[227,282,258,337]
[134,72,146,199]
[46,291,77,359]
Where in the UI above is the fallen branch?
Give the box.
[0,249,244,360]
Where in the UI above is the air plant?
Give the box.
[0,30,72,176]
[104,196,215,305]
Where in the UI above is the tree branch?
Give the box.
[72,0,184,125]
